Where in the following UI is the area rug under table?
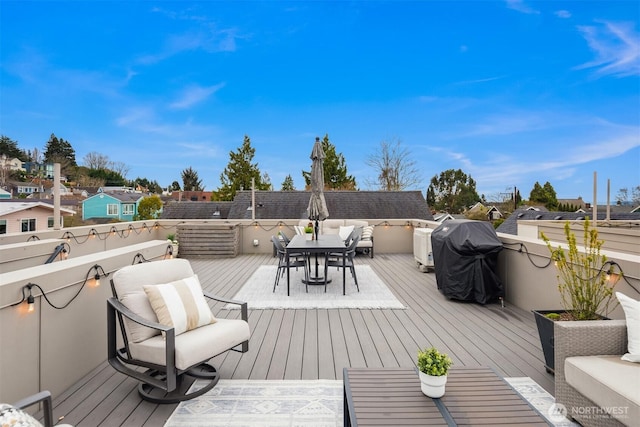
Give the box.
[227,264,405,310]
[164,377,578,427]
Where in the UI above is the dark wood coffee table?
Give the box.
[343,366,550,426]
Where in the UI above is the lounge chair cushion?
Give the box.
[129,318,250,371]
[361,226,374,241]
[617,292,640,363]
[339,225,354,241]
[112,259,197,343]
[565,355,640,424]
[120,292,161,343]
[0,404,42,427]
[144,275,216,336]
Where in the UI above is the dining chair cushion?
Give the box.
[144,275,216,337]
[129,318,250,371]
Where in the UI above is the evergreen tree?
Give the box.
[426,169,480,214]
[217,135,269,201]
[0,135,28,161]
[181,167,203,191]
[281,174,295,191]
[302,134,356,190]
[43,133,76,175]
[529,181,558,210]
[170,181,181,191]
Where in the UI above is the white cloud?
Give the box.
[505,0,540,15]
[575,21,640,77]
[170,83,226,110]
[554,10,572,19]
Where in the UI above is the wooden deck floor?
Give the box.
[50,253,554,426]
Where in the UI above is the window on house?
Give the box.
[48,216,54,228]
[21,218,36,232]
[107,204,118,215]
[0,220,6,234]
[122,204,135,216]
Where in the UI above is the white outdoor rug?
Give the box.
[164,377,578,427]
[226,264,405,310]
[164,380,343,427]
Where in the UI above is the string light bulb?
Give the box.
[26,285,35,312]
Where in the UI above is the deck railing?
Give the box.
[1,218,638,404]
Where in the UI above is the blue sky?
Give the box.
[1,0,639,203]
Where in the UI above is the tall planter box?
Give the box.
[533,310,561,374]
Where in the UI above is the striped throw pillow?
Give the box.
[361,226,374,240]
[144,275,216,336]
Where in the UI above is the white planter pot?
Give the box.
[419,371,447,398]
[305,233,313,240]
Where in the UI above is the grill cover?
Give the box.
[431,220,504,304]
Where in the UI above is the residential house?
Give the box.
[161,201,233,219]
[0,200,75,234]
[161,190,434,220]
[168,190,215,202]
[466,202,503,221]
[227,190,434,220]
[82,191,143,221]
[0,188,11,199]
[433,212,456,222]
[0,156,24,172]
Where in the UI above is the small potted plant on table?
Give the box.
[417,346,452,398]
[304,223,314,240]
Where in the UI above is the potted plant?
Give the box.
[304,223,314,240]
[533,218,620,373]
[417,346,452,398]
[167,233,179,257]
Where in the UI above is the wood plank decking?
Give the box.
[49,253,554,426]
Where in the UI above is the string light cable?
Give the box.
[10,264,109,311]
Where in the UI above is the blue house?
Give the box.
[82,191,143,221]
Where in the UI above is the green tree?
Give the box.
[44,133,76,175]
[135,195,163,220]
[366,137,420,190]
[302,134,356,190]
[217,135,269,201]
[426,169,480,214]
[88,168,126,186]
[131,177,162,194]
[181,166,203,191]
[281,174,295,190]
[529,181,558,210]
[0,135,28,161]
[170,181,181,191]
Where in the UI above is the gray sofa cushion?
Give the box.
[565,355,640,425]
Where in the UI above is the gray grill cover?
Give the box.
[431,219,504,304]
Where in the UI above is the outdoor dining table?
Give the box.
[286,234,346,296]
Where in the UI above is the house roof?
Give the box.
[84,191,143,203]
[496,208,640,235]
[226,190,434,220]
[160,201,234,219]
[0,201,75,216]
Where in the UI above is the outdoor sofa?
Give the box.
[297,219,374,257]
[555,319,639,427]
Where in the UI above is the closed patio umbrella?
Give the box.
[308,136,329,238]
